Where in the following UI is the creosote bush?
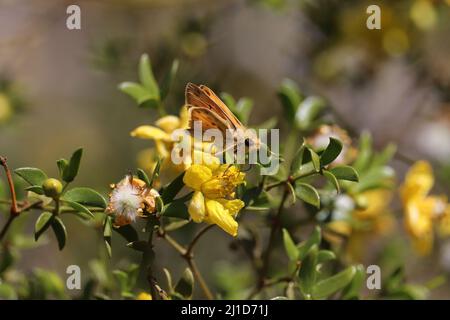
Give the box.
[0,54,448,300]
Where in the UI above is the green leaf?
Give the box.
[126,240,149,253]
[51,217,67,250]
[287,182,296,205]
[139,54,159,98]
[61,210,93,221]
[320,137,343,167]
[56,159,68,179]
[161,172,185,203]
[162,200,189,220]
[14,167,48,186]
[25,185,44,195]
[35,212,53,241]
[62,200,94,219]
[235,98,254,124]
[372,143,397,168]
[330,165,359,182]
[307,147,321,172]
[160,59,179,100]
[118,82,155,105]
[63,187,107,209]
[342,264,365,299]
[290,144,306,175]
[277,79,302,123]
[299,245,318,297]
[312,266,356,299]
[113,270,128,292]
[103,216,112,257]
[283,229,298,261]
[149,158,161,187]
[294,96,325,130]
[103,216,112,237]
[317,250,336,263]
[295,183,320,208]
[220,93,237,113]
[323,170,340,193]
[254,116,278,130]
[164,219,190,231]
[113,224,139,243]
[62,148,83,183]
[297,226,321,260]
[163,268,174,292]
[137,168,151,186]
[174,268,194,299]
[353,131,372,172]
[0,283,17,299]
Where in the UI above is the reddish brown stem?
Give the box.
[0,156,18,216]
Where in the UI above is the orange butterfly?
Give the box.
[184,82,261,153]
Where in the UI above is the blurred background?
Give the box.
[0,0,449,299]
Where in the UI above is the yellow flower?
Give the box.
[325,189,394,262]
[400,161,450,255]
[183,162,245,237]
[131,106,188,160]
[131,106,216,179]
[136,292,152,300]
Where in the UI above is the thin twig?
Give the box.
[0,215,15,241]
[0,156,18,216]
[0,156,19,241]
[157,226,215,300]
[185,224,215,257]
[247,188,289,299]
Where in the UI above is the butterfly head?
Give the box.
[243,130,261,151]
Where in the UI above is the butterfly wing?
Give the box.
[187,106,230,148]
[185,82,243,130]
[199,84,244,130]
[187,106,229,133]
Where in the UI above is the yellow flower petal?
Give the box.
[216,199,245,216]
[201,178,224,199]
[412,231,433,256]
[136,292,152,300]
[156,115,180,133]
[130,125,171,141]
[188,191,206,223]
[400,161,434,204]
[185,150,220,171]
[404,200,433,238]
[354,190,392,219]
[179,106,189,129]
[205,199,238,237]
[183,164,213,191]
[155,140,170,158]
[323,220,351,244]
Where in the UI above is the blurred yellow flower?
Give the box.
[136,292,152,300]
[400,161,450,255]
[131,106,188,158]
[183,161,245,237]
[410,0,437,31]
[0,93,12,123]
[325,189,395,262]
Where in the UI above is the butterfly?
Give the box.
[184,82,261,153]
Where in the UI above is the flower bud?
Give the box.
[42,178,63,198]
